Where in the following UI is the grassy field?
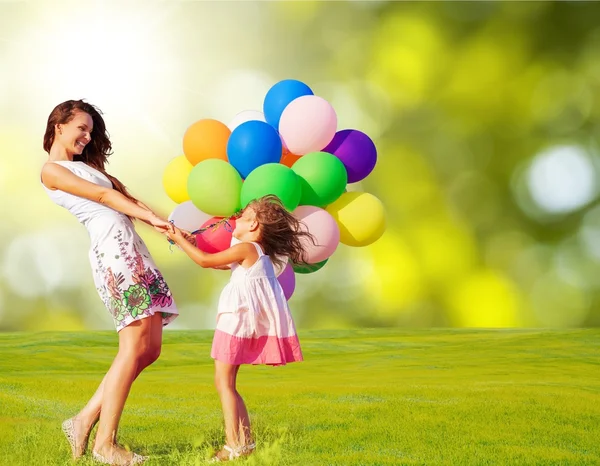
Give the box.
[0,329,598,465]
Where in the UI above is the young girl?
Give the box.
[166,194,314,461]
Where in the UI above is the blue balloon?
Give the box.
[263,79,314,129]
[227,121,282,179]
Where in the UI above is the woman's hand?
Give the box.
[148,214,174,234]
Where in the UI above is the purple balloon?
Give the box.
[277,262,296,300]
[322,129,377,183]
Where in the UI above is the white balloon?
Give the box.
[228,110,266,131]
[272,256,289,277]
[346,181,364,192]
[168,201,212,232]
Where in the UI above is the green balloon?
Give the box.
[240,163,301,211]
[292,151,348,207]
[187,159,242,217]
[293,259,328,274]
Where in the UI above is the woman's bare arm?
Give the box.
[41,163,168,228]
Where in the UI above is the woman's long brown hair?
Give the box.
[246,195,318,270]
[43,99,138,204]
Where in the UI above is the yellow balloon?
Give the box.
[326,192,386,246]
[163,155,193,203]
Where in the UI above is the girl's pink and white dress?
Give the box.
[211,242,303,366]
[42,161,178,331]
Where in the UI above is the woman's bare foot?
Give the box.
[92,444,147,465]
[62,416,96,458]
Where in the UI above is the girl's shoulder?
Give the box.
[235,241,264,255]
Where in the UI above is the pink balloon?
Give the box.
[294,205,340,263]
[279,95,337,155]
[277,262,296,300]
[195,217,236,253]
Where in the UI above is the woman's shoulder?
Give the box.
[41,160,102,193]
[42,160,80,179]
[42,160,83,173]
[41,161,69,189]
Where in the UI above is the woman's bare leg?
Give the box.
[88,313,162,464]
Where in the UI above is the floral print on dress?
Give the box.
[93,230,174,325]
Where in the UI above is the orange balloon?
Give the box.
[280,147,302,167]
[183,119,231,165]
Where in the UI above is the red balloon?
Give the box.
[195,217,237,253]
[280,146,301,168]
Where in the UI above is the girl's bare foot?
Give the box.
[210,443,255,462]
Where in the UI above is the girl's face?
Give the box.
[233,207,259,240]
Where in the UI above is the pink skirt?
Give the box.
[211,329,303,366]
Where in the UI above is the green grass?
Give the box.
[0,329,599,465]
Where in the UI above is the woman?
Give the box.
[41,100,178,465]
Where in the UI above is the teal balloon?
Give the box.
[187,159,242,217]
[292,151,348,207]
[293,259,328,274]
[240,163,301,211]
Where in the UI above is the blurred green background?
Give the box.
[1,1,600,331]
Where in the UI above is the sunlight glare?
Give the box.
[15,3,181,121]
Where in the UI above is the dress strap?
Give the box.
[250,242,264,257]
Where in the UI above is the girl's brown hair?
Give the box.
[245,195,317,270]
[43,99,138,204]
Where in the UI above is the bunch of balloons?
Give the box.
[163,79,386,299]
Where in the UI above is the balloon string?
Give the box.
[167,211,239,248]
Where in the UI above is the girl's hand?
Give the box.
[165,225,186,243]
